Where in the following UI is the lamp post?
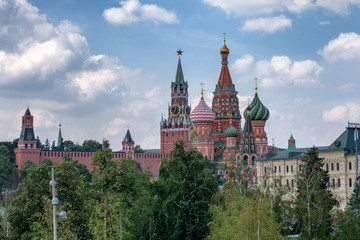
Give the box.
[50,168,67,240]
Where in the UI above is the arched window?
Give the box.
[251,155,256,165]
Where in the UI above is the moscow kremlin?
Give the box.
[15,39,270,183]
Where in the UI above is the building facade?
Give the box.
[257,126,360,209]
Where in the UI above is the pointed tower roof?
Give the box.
[57,124,63,147]
[24,107,31,116]
[289,134,294,140]
[172,49,187,86]
[123,129,133,142]
[216,40,235,91]
[243,110,254,134]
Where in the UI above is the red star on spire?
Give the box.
[177,49,183,56]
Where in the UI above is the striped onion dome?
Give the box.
[190,96,215,123]
[243,93,270,121]
[224,123,238,138]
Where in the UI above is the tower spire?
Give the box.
[175,49,184,84]
[200,82,204,99]
[57,124,63,148]
[254,77,258,93]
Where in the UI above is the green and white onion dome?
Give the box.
[224,123,239,138]
[243,93,270,121]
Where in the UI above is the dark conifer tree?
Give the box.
[294,147,335,239]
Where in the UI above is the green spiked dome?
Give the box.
[224,123,239,138]
[244,92,270,121]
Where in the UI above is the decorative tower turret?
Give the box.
[288,134,296,149]
[238,109,259,186]
[160,50,191,153]
[15,107,41,169]
[212,38,242,157]
[218,117,239,177]
[122,129,135,158]
[190,85,216,160]
[244,78,270,156]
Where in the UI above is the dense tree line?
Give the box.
[0,143,360,239]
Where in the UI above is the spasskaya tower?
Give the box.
[160,50,191,153]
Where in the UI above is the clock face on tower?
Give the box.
[170,104,180,117]
[184,105,191,117]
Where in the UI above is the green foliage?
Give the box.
[153,141,218,239]
[348,176,360,211]
[207,184,284,240]
[332,209,360,240]
[19,160,36,181]
[63,155,92,182]
[82,140,103,152]
[0,145,15,190]
[134,144,144,153]
[8,159,91,239]
[90,148,153,239]
[294,147,335,239]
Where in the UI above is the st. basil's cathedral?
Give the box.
[15,40,270,184]
[160,40,270,183]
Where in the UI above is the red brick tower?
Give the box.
[190,87,216,160]
[122,129,135,158]
[15,107,41,169]
[212,40,242,157]
[160,50,191,153]
[243,81,270,156]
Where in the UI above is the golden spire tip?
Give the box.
[254,77,258,93]
[200,82,204,98]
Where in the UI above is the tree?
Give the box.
[0,145,15,190]
[348,176,360,211]
[8,159,91,239]
[90,148,153,239]
[82,140,103,152]
[294,147,335,239]
[19,160,36,181]
[152,141,218,239]
[134,145,144,153]
[63,155,92,182]
[43,138,50,151]
[207,184,284,240]
[332,209,360,240]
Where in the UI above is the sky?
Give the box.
[0,0,360,151]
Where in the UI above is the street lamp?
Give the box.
[49,168,67,240]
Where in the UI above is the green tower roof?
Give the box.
[244,92,269,121]
[224,122,239,138]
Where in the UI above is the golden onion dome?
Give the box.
[220,40,230,54]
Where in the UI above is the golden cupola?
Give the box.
[220,40,230,54]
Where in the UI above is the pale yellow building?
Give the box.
[257,125,359,209]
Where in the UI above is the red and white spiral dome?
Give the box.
[190,96,216,123]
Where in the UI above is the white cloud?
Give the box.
[241,15,292,33]
[258,56,323,88]
[319,20,330,25]
[323,103,360,123]
[103,0,178,25]
[202,0,360,16]
[202,0,285,16]
[231,54,323,88]
[230,54,254,74]
[318,32,360,62]
[294,97,312,106]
